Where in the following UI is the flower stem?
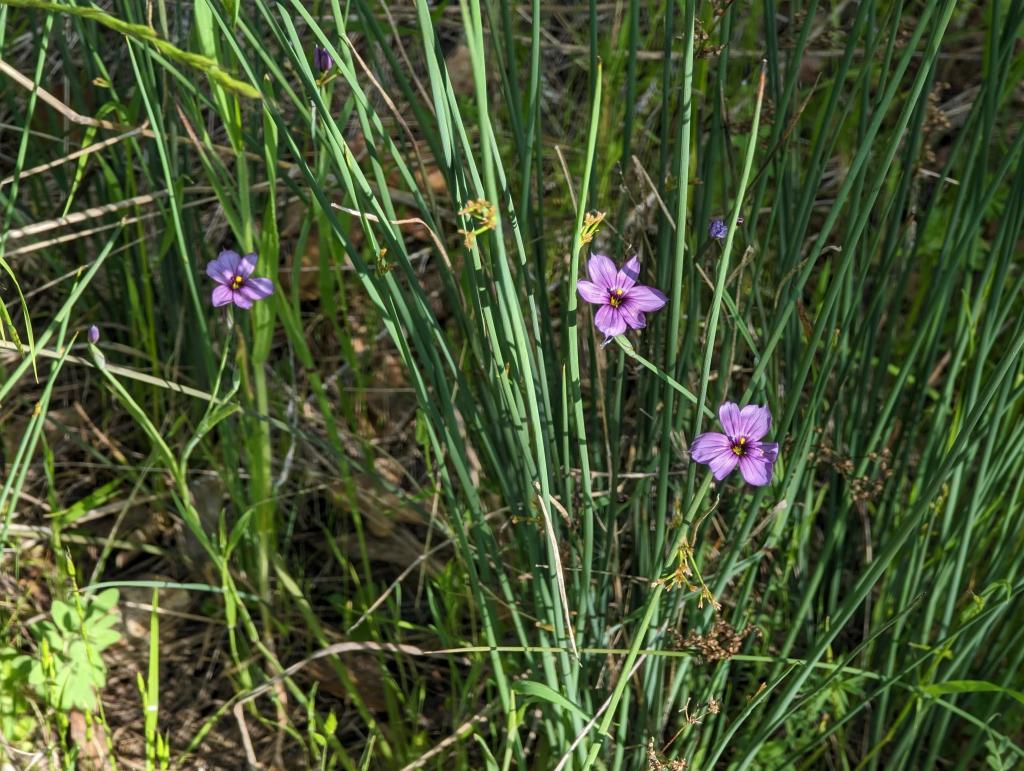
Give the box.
[693,61,768,438]
[613,336,714,419]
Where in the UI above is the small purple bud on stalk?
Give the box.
[313,45,333,73]
[709,218,728,240]
[207,250,275,310]
[87,325,100,344]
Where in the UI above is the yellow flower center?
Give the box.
[230,275,244,290]
[731,436,748,456]
[608,287,624,308]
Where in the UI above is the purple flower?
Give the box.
[207,250,275,310]
[690,402,779,486]
[313,45,333,73]
[87,325,100,344]
[709,218,728,240]
[577,254,668,339]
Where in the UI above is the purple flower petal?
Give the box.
[739,404,771,441]
[751,441,778,463]
[691,432,740,480]
[238,277,275,302]
[617,300,646,330]
[738,455,773,486]
[231,291,253,310]
[577,279,609,305]
[314,45,334,72]
[689,431,732,462]
[587,254,617,291]
[594,305,627,338]
[207,250,242,284]
[624,285,668,312]
[616,256,641,291]
[212,285,234,307]
[237,252,258,279]
[718,402,743,438]
[708,451,741,481]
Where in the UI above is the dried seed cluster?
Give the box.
[813,431,894,504]
[647,738,688,771]
[673,618,754,663]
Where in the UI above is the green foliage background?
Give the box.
[0,0,1023,768]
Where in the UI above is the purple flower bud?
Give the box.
[87,325,100,344]
[709,218,728,240]
[313,45,333,73]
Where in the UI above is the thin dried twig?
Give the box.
[0,125,146,188]
[347,508,508,634]
[631,155,675,228]
[0,340,216,402]
[0,58,287,169]
[232,703,260,769]
[553,655,648,771]
[4,191,169,242]
[554,145,578,211]
[629,155,719,293]
[536,486,580,664]
[341,34,433,185]
[330,203,453,270]
[0,58,119,129]
[233,642,432,709]
[398,709,494,771]
[376,2,434,113]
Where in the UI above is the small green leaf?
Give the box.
[50,601,74,631]
[920,680,1024,707]
[93,588,120,612]
[225,507,257,559]
[472,735,500,771]
[511,681,589,721]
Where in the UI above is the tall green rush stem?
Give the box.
[581,474,715,769]
[693,61,767,439]
[640,1,696,728]
[653,0,696,565]
[566,60,602,624]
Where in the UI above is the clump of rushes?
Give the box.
[690,402,779,486]
[576,254,668,340]
[313,45,333,72]
[207,250,275,309]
